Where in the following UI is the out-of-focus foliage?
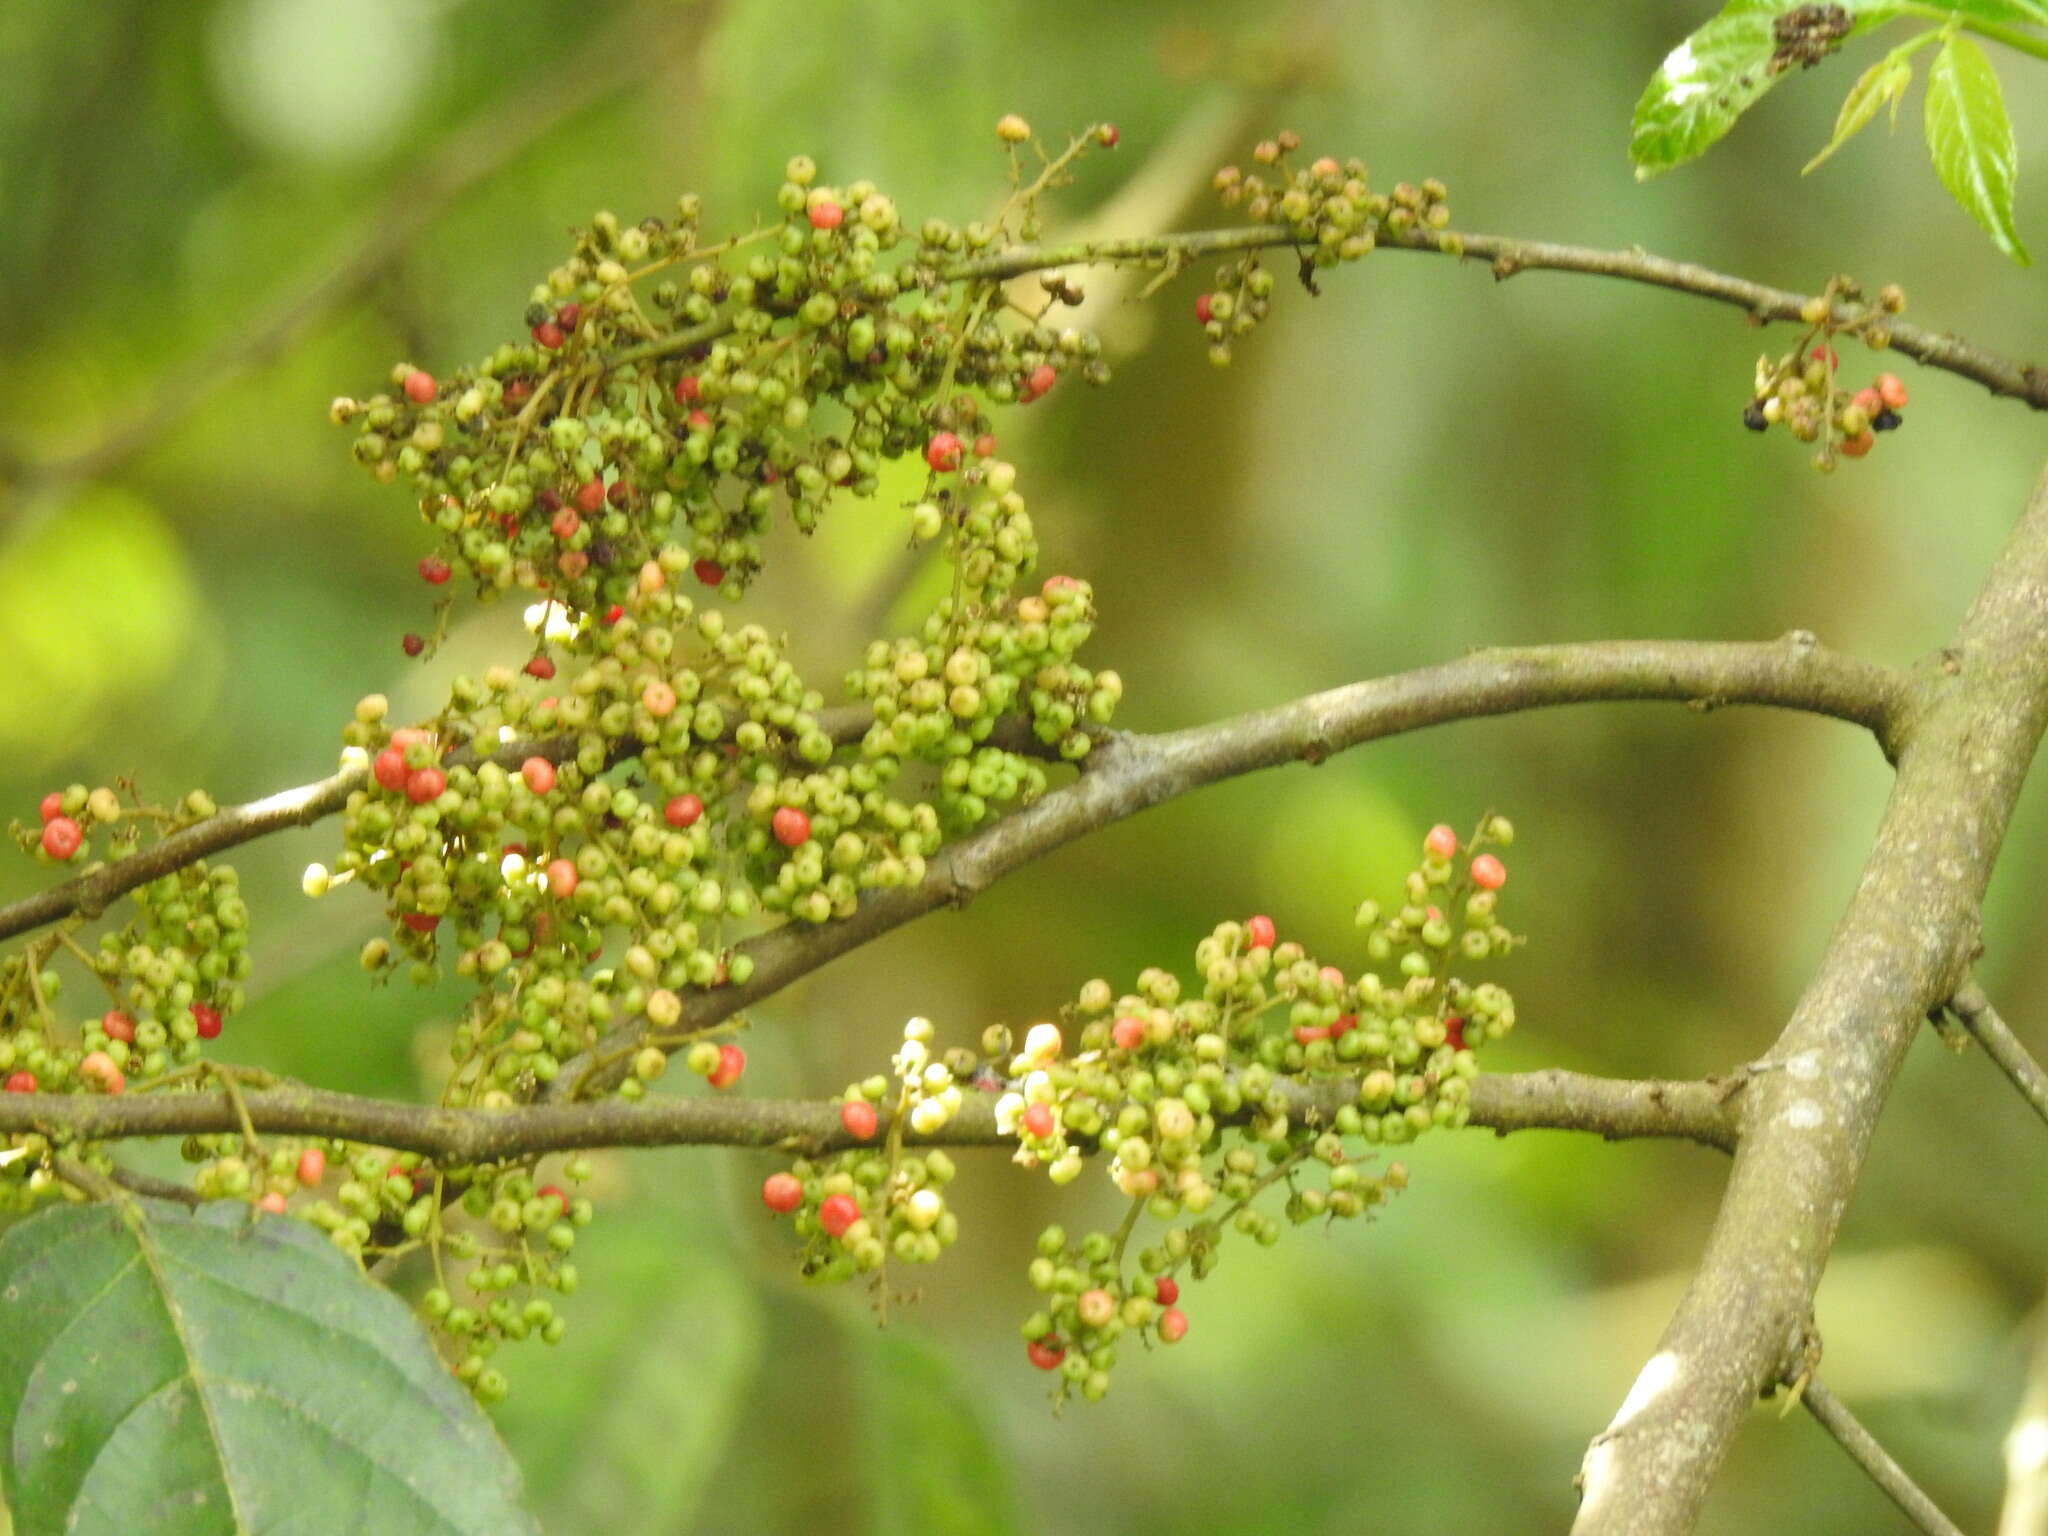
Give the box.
[2,1,2045,1531]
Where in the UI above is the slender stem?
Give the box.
[1948,979,2048,1130]
[1898,3,2048,63]
[1801,1380,1967,1536]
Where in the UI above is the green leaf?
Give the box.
[1803,34,1930,173]
[1924,34,2031,263]
[0,1200,538,1536]
[1934,0,2048,23]
[1631,1,1910,178]
[863,1329,1022,1536]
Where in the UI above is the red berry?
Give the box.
[693,559,725,586]
[419,556,451,585]
[840,1100,880,1140]
[1330,1013,1358,1039]
[761,1172,804,1212]
[41,816,82,861]
[550,507,581,541]
[1026,1337,1065,1371]
[709,1043,746,1089]
[191,1003,224,1040]
[1195,293,1214,325]
[400,632,425,657]
[1022,1102,1055,1139]
[1852,386,1884,415]
[673,374,701,403]
[535,1184,570,1218]
[686,409,713,433]
[405,767,447,804]
[819,1192,860,1237]
[606,479,633,509]
[532,320,565,349]
[4,1071,35,1093]
[80,1051,123,1094]
[1155,1276,1179,1306]
[1809,345,1838,369]
[521,757,557,795]
[1838,432,1875,459]
[1097,124,1120,147]
[545,858,578,899]
[1024,364,1057,399]
[605,603,625,625]
[1159,1307,1189,1343]
[1876,372,1909,410]
[401,912,440,933]
[1444,1016,1467,1051]
[524,655,556,680]
[296,1147,326,1187]
[665,794,705,828]
[102,1010,135,1044]
[924,431,964,472]
[771,806,811,848]
[555,303,582,332]
[1293,1024,1328,1045]
[256,1191,289,1215]
[403,370,437,405]
[1469,854,1507,891]
[1111,1015,1146,1051]
[372,747,408,792]
[808,200,844,230]
[1424,823,1458,860]
[574,478,606,514]
[1244,914,1276,950]
[37,792,62,823]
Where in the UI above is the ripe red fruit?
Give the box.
[673,374,701,403]
[1022,1102,1055,1139]
[401,912,440,933]
[1444,1016,1467,1052]
[1424,823,1458,860]
[545,858,578,899]
[401,632,425,657]
[709,1043,746,1089]
[1330,1013,1358,1039]
[1026,1337,1066,1370]
[1838,432,1875,459]
[191,1003,224,1040]
[1244,914,1277,950]
[771,806,811,848]
[1111,1015,1146,1051]
[4,1071,35,1093]
[406,767,447,804]
[686,409,713,433]
[41,816,83,861]
[1293,1024,1329,1045]
[257,1191,289,1215]
[818,1192,860,1237]
[37,792,62,823]
[1852,386,1884,416]
[665,794,705,828]
[1097,123,1120,148]
[102,1010,135,1044]
[1876,372,1909,410]
[521,757,557,795]
[524,655,557,680]
[532,320,565,349]
[808,200,845,230]
[1809,345,1838,369]
[296,1147,326,1187]
[574,478,606,514]
[924,431,964,472]
[418,556,451,585]
[403,370,437,404]
[1159,1307,1190,1343]
[550,508,581,541]
[372,747,408,791]
[1024,364,1057,399]
[1155,1276,1179,1306]
[1469,854,1507,890]
[693,559,725,586]
[840,1100,880,1140]
[605,604,625,625]
[761,1172,804,1212]
[1195,293,1214,325]
[80,1050,123,1094]
[555,303,582,332]
[535,1184,570,1218]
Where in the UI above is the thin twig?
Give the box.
[1949,979,2048,1131]
[1802,1380,1967,1536]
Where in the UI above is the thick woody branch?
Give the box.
[1572,463,2048,1535]
[554,635,1906,1096]
[0,1068,1739,1164]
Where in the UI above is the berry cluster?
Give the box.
[758,817,1521,1404]
[1741,281,1910,469]
[1202,136,1453,367]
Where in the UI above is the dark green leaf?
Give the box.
[0,1200,537,1536]
[1925,34,2031,262]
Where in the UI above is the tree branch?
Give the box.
[1948,978,2048,1131]
[0,1067,1740,1163]
[553,634,1907,1096]
[1801,1380,1968,1536]
[1573,462,2048,1535]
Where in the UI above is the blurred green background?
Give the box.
[3,1,2047,1531]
